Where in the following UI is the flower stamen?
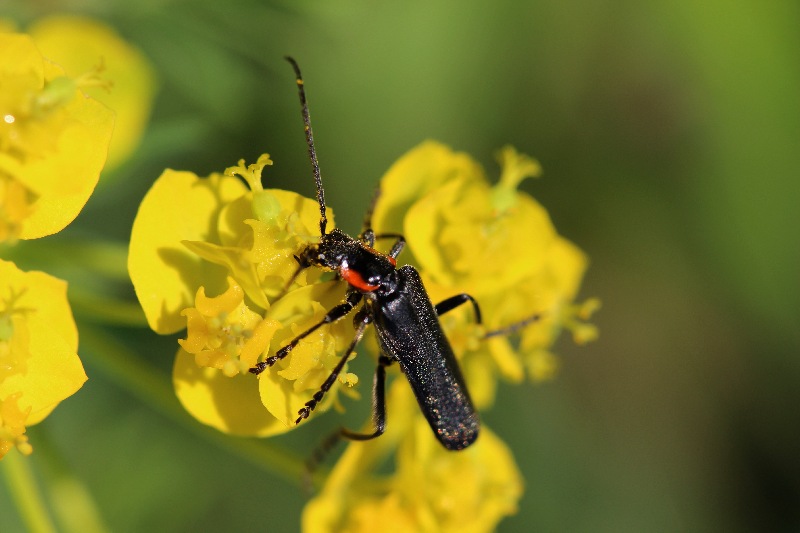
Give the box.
[179,278,280,375]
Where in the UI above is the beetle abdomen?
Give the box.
[373,266,479,450]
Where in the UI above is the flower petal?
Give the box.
[16,89,114,239]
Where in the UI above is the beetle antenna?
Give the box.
[361,186,381,234]
[286,56,328,236]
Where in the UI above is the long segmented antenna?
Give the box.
[286,56,328,236]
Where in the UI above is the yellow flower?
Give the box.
[303,381,524,533]
[130,156,357,436]
[130,155,329,334]
[371,141,598,403]
[27,15,156,172]
[373,142,552,298]
[0,260,87,458]
[476,235,599,386]
[0,32,115,242]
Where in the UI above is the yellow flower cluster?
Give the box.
[130,156,359,436]
[303,382,524,533]
[1,18,154,459]
[0,261,87,458]
[372,142,599,397]
[130,140,596,531]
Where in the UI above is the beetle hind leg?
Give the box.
[303,355,393,476]
[435,293,483,324]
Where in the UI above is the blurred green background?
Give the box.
[2,0,799,531]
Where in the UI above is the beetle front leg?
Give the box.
[249,290,362,375]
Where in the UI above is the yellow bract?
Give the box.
[172,348,289,437]
[0,260,87,458]
[129,169,248,334]
[374,142,554,297]
[370,141,485,237]
[0,33,114,242]
[28,15,156,172]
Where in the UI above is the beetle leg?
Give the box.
[434,293,482,324]
[483,313,541,338]
[383,235,405,259]
[358,229,406,260]
[294,305,371,423]
[249,290,362,375]
[340,354,393,442]
[359,227,376,247]
[303,354,393,477]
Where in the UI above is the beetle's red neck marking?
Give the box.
[341,266,380,292]
[364,245,397,267]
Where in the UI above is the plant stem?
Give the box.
[1,452,57,533]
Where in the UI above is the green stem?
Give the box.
[26,429,111,533]
[68,287,147,327]
[1,452,57,533]
[10,238,130,282]
[78,325,317,486]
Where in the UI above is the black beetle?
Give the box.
[251,57,530,451]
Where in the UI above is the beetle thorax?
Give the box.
[308,229,398,293]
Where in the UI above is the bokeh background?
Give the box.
[2,1,799,531]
